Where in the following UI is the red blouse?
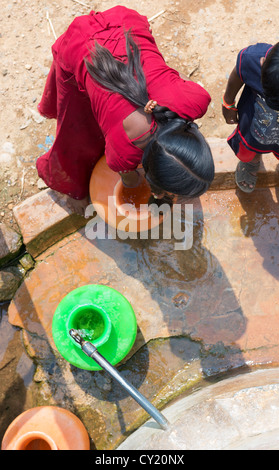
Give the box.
[37,6,211,199]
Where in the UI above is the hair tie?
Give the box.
[144,100,157,114]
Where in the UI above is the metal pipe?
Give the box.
[69,329,169,431]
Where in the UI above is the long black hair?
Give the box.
[142,119,214,198]
[261,42,279,111]
[85,30,214,198]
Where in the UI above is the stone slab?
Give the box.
[12,189,89,257]
[0,223,22,267]
[208,137,279,190]
[12,140,279,260]
[118,368,279,450]
[9,187,279,369]
[7,187,279,448]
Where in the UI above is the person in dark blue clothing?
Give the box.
[222,42,279,192]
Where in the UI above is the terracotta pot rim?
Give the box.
[14,431,58,450]
[113,180,151,220]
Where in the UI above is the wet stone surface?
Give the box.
[2,0,279,450]
[3,188,279,448]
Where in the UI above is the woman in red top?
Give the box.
[37,6,214,202]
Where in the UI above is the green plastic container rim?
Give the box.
[66,302,112,349]
[52,285,137,371]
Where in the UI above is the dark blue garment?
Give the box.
[228,43,279,158]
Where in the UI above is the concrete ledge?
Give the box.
[208,138,279,190]
[12,139,279,258]
[13,189,89,257]
[118,368,279,450]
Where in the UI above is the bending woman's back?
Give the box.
[37,6,214,200]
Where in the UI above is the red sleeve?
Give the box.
[105,122,143,173]
[149,71,211,121]
[171,78,211,120]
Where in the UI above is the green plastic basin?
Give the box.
[52,285,137,371]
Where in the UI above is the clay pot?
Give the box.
[1,406,90,450]
[89,156,164,233]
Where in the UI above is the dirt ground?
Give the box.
[0,0,278,230]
